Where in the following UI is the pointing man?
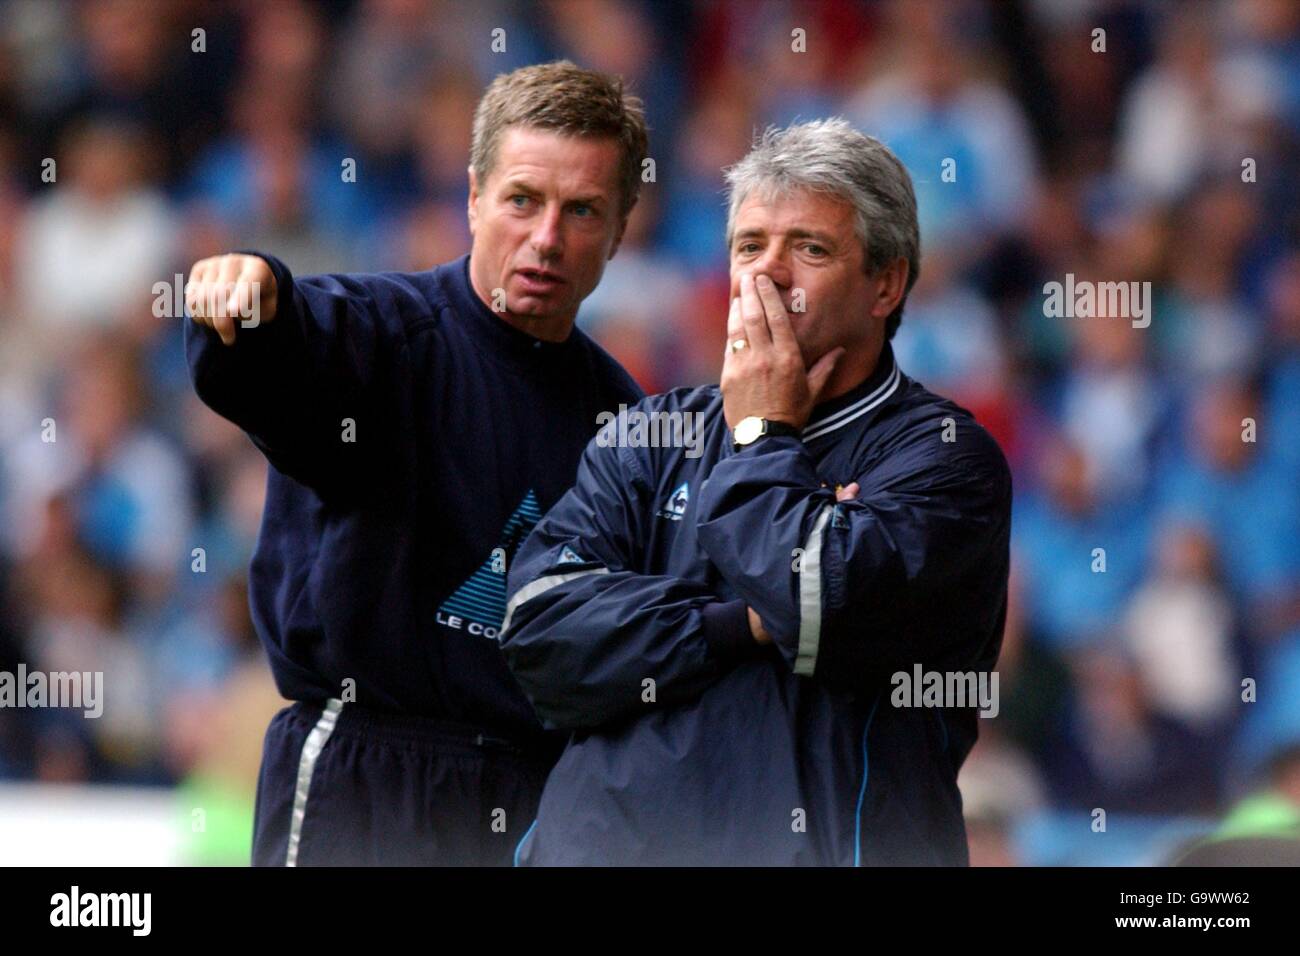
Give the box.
[185,62,647,865]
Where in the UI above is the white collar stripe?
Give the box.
[803,358,898,432]
[801,363,901,442]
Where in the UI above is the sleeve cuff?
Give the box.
[232,248,295,330]
[187,251,307,408]
[702,599,758,665]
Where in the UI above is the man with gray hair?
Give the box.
[501,119,1012,865]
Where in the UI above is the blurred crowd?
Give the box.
[0,0,1297,865]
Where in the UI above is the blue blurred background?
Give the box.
[0,0,1298,865]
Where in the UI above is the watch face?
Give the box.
[734,416,764,445]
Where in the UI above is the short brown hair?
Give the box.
[470,60,649,218]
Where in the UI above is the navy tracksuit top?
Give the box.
[185,254,643,750]
[501,344,1013,864]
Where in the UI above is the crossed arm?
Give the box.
[501,274,1010,729]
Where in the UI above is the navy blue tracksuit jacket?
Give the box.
[185,253,641,864]
[501,344,1012,865]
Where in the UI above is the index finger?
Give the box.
[739,274,772,348]
[755,275,798,350]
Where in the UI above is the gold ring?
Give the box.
[729,339,748,353]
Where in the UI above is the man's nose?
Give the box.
[530,205,563,260]
[740,252,793,291]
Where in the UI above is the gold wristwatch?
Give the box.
[732,416,800,450]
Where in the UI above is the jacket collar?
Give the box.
[801,342,902,442]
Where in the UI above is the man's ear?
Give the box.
[467,166,479,236]
[869,257,909,321]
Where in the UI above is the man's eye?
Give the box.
[737,243,759,254]
[572,204,593,217]
[804,244,828,257]
[510,195,531,208]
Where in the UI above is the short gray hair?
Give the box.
[723,118,920,339]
